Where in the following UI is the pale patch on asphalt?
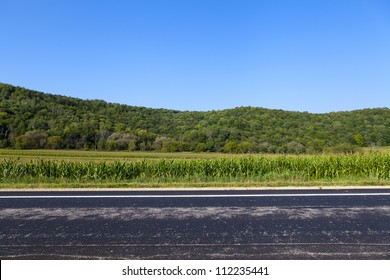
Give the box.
[1,206,390,221]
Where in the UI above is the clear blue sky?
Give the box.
[1,0,390,113]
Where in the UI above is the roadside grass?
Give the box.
[1,177,389,189]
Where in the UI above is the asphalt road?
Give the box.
[1,189,390,259]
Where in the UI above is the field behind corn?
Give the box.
[0,149,389,188]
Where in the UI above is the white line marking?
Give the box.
[1,242,390,247]
[1,193,390,199]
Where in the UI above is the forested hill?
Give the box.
[1,82,389,153]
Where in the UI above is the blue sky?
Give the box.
[1,0,390,113]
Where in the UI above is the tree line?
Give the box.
[1,83,389,153]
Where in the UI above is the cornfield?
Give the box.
[1,153,389,181]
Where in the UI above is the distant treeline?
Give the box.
[1,83,389,153]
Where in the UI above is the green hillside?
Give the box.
[1,82,389,153]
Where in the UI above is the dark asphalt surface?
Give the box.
[1,189,390,259]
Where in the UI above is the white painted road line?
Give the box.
[1,242,390,247]
[1,193,390,199]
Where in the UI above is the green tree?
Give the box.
[15,131,48,149]
[46,136,62,149]
[354,133,364,146]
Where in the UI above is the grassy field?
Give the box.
[1,149,390,188]
[362,146,390,153]
[0,149,246,162]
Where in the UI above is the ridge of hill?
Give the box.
[1,82,389,153]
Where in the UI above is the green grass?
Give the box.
[362,146,390,153]
[0,149,244,162]
[1,150,389,188]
